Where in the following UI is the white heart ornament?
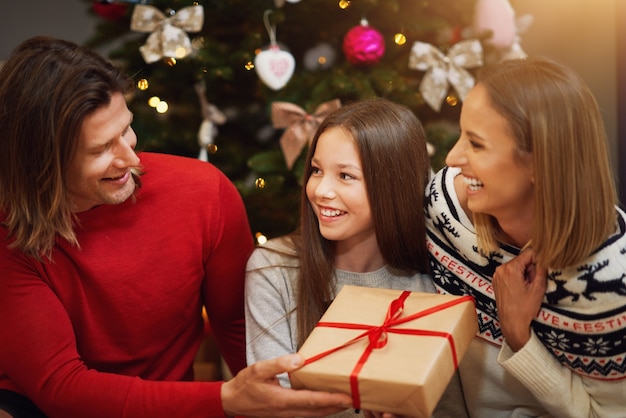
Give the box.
[254,45,295,90]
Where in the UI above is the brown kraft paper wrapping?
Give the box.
[290,285,477,417]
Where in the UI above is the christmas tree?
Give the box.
[84,0,525,240]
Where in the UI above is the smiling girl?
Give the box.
[245,97,467,417]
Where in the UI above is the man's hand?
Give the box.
[221,354,353,418]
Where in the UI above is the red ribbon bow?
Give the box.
[271,99,341,169]
[302,291,474,410]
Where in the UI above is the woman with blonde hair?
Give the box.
[427,56,626,417]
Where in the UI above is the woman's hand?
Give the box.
[492,248,547,352]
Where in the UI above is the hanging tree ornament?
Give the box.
[272,99,341,169]
[254,10,296,91]
[342,18,385,66]
[194,81,226,162]
[408,40,483,112]
[130,4,204,64]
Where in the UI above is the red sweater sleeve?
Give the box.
[201,172,254,376]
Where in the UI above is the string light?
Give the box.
[338,0,350,10]
[147,97,169,114]
[445,95,458,106]
[255,178,266,189]
[245,61,255,70]
[156,101,169,113]
[255,232,268,245]
[394,33,407,45]
[148,96,161,107]
[137,79,149,90]
[174,47,188,59]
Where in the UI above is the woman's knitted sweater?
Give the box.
[426,166,626,417]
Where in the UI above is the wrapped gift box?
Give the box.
[290,285,477,417]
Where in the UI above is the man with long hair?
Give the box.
[0,36,351,418]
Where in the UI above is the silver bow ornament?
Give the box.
[408,40,483,112]
[272,99,341,169]
[131,4,204,64]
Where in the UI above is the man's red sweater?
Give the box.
[0,153,254,417]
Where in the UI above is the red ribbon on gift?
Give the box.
[302,291,475,410]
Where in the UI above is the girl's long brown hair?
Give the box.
[293,97,431,347]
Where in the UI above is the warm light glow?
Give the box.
[339,0,350,10]
[148,96,161,107]
[165,57,177,66]
[245,61,255,70]
[137,79,149,90]
[318,56,327,65]
[446,95,458,106]
[156,101,169,113]
[394,33,407,45]
[255,232,268,245]
[207,144,218,154]
[174,47,188,58]
[255,178,266,189]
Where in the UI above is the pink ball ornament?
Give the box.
[342,19,385,66]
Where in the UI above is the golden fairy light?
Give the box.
[339,0,351,9]
[207,144,218,154]
[245,61,255,70]
[165,57,177,66]
[445,95,458,106]
[255,232,268,245]
[137,79,149,90]
[148,96,161,107]
[156,101,169,113]
[255,178,266,189]
[394,33,407,45]
[148,97,160,107]
[174,47,187,59]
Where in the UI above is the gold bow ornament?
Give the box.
[272,99,341,169]
[131,4,204,64]
[408,40,483,112]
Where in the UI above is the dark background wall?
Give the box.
[1,1,98,58]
